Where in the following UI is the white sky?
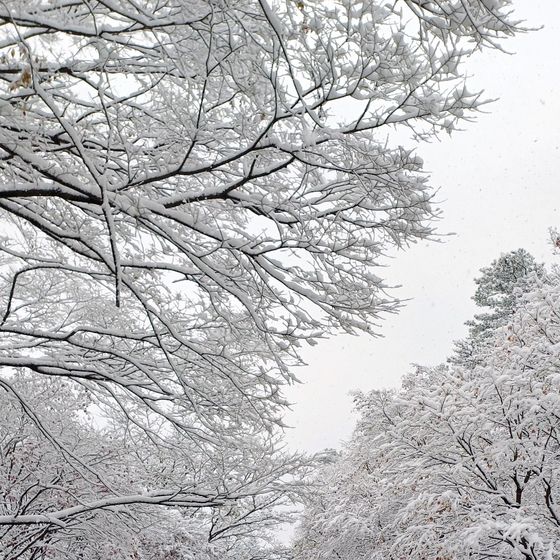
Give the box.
[285,0,560,453]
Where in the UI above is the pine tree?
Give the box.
[450,249,544,367]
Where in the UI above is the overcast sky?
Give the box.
[285,0,560,453]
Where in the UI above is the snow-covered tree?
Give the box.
[294,257,560,560]
[451,249,544,367]
[0,0,522,554]
[0,371,306,559]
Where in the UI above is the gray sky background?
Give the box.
[285,0,560,453]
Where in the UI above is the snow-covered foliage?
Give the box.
[0,0,521,555]
[0,372,305,559]
[452,249,545,366]
[294,253,560,560]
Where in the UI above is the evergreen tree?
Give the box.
[450,249,544,367]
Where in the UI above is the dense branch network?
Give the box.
[294,253,560,560]
[0,0,521,557]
